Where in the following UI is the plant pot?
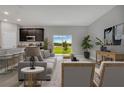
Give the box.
[100,46,107,51]
[84,51,90,59]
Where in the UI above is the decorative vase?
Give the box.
[100,46,107,51]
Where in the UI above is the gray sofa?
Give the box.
[18,60,57,81]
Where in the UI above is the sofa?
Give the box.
[18,47,57,81]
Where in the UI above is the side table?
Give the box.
[21,66,44,87]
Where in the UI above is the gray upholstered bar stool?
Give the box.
[0,55,13,74]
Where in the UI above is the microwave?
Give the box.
[26,36,35,42]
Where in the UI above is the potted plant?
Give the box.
[44,38,48,50]
[81,35,93,59]
[95,37,106,51]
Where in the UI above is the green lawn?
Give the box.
[53,46,72,54]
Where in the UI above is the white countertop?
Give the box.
[0,48,24,57]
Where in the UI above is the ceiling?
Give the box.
[0,5,115,26]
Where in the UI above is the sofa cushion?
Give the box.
[46,62,56,74]
[37,55,44,61]
[44,57,56,63]
[44,50,51,58]
[50,53,55,57]
[46,68,53,74]
[25,57,31,61]
[47,62,55,69]
[41,50,45,58]
[25,56,44,61]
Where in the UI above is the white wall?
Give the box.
[0,22,18,49]
[88,5,124,59]
[45,26,88,55]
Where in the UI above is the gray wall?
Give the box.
[88,5,124,59]
[45,26,88,55]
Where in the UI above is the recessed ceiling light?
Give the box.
[17,19,21,22]
[3,19,8,22]
[4,11,9,15]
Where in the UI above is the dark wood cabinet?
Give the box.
[19,28,44,41]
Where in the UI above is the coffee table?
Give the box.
[21,66,44,87]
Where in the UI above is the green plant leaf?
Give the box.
[95,37,104,46]
[81,35,93,51]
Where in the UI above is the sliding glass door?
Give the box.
[53,35,72,54]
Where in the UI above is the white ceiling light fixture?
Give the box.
[17,19,21,22]
[3,19,8,22]
[4,11,9,15]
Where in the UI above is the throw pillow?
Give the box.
[44,50,51,58]
[37,55,44,61]
[25,57,30,61]
[41,50,45,58]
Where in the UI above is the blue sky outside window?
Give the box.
[53,35,72,43]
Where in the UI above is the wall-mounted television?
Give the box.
[104,23,124,45]
[19,28,44,42]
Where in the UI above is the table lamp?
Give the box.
[25,46,41,69]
